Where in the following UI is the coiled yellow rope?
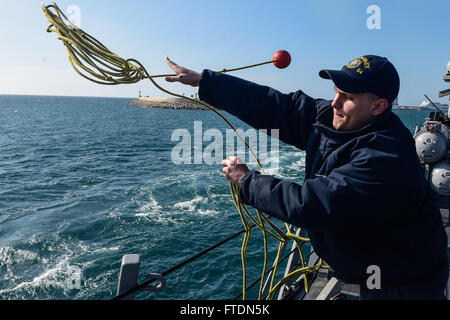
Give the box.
[42,2,328,300]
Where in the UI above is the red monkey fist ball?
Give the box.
[273,50,291,69]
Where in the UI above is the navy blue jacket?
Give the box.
[199,70,448,286]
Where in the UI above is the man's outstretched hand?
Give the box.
[165,57,202,87]
[165,59,249,185]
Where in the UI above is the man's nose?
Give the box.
[331,93,342,109]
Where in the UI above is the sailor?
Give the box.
[165,55,449,300]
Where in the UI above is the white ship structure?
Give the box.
[419,100,449,110]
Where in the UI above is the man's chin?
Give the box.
[333,120,344,131]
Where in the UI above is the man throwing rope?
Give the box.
[165,55,449,300]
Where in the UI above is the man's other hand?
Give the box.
[222,156,249,186]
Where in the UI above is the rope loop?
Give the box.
[42,2,145,85]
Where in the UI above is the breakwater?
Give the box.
[129,97,215,110]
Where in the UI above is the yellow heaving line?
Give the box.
[42,2,328,300]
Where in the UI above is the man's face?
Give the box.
[331,86,380,131]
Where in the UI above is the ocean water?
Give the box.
[0,95,430,300]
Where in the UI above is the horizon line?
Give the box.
[0,93,140,99]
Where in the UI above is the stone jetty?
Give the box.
[128,97,215,111]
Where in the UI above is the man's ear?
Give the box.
[371,98,390,116]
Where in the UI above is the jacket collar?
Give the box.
[313,105,393,142]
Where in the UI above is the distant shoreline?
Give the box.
[394,106,424,110]
[394,106,448,111]
[128,97,215,111]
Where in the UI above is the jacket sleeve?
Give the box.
[238,145,413,232]
[198,69,319,150]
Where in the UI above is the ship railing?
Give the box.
[112,222,256,300]
[111,221,330,300]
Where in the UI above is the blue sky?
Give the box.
[0,0,448,105]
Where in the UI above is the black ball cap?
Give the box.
[319,55,400,103]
